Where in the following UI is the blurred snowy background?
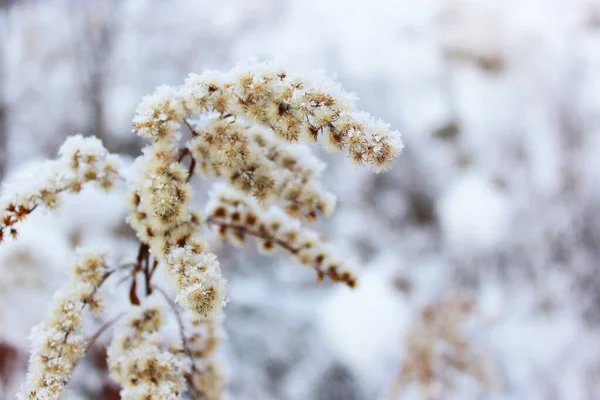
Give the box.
[1,0,600,399]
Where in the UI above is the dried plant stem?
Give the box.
[85,312,125,352]
[153,285,204,399]
[206,217,299,254]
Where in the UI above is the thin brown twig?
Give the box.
[187,157,196,182]
[85,312,125,352]
[115,271,134,287]
[180,120,200,181]
[136,242,148,271]
[176,147,196,182]
[183,119,200,137]
[205,217,299,254]
[178,147,190,162]
[129,276,140,305]
[128,242,150,304]
[149,258,159,282]
[139,243,152,295]
[205,217,356,287]
[117,262,136,270]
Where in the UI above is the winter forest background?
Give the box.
[1,0,600,399]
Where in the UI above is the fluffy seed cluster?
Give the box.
[8,62,401,400]
[0,135,121,242]
[205,184,357,287]
[132,85,185,141]
[189,119,335,219]
[168,247,227,318]
[127,143,195,252]
[134,61,403,172]
[391,297,495,400]
[129,61,402,321]
[182,311,225,400]
[107,298,188,400]
[17,250,110,400]
[128,130,227,319]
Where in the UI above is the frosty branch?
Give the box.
[3,61,402,400]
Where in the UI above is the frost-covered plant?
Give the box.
[6,61,402,399]
[390,296,495,400]
[18,250,111,399]
[107,297,189,399]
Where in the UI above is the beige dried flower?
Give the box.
[17,249,111,400]
[0,135,121,243]
[188,119,336,219]
[205,184,357,287]
[8,60,401,399]
[182,311,225,400]
[390,296,496,400]
[107,297,188,400]
[133,62,403,172]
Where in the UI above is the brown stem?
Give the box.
[205,217,356,287]
[129,277,140,306]
[140,245,152,296]
[149,259,159,281]
[136,242,148,270]
[178,147,190,162]
[128,242,151,302]
[85,312,125,352]
[187,157,196,182]
[183,119,200,137]
[206,217,299,254]
[176,147,196,182]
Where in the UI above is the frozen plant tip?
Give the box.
[10,61,402,399]
[0,135,121,242]
[108,297,188,400]
[136,62,403,171]
[205,184,357,287]
[17,250,111,400]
